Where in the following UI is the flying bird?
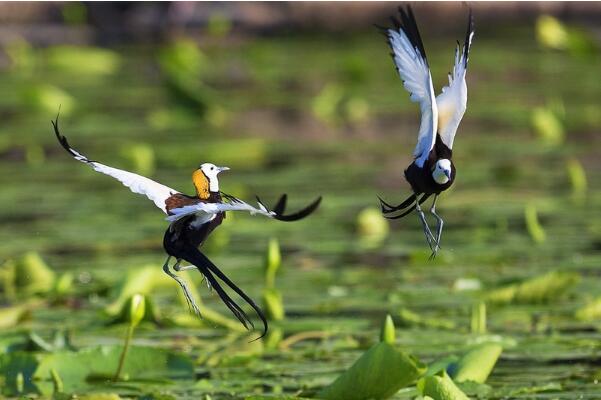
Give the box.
[53,117,321,338]
[377,6,474,257]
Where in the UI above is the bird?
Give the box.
[377,6,474,257]
[52,116,321,338]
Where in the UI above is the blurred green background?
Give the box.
[0,2,600,399]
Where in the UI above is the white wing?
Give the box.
[166,198,275,223]
[386,7,438,168]
[53,118,179,214]
[435,12,474,150]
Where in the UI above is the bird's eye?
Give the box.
[210,167,214,170]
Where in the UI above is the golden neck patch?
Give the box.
[192,169,210,199]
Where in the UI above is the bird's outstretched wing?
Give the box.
[435,10,474,150]
[53,116,179,214]
[166,193,322,223]
[384,6,438,168]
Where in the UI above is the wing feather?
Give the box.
[53,117,178,214]
[166,198,275,224]
[436,10,474,150]
[385,6,438,168]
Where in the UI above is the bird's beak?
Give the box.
[217,166,230,173]
[444,170,451,179]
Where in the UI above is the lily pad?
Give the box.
[317,342,425,400]
[34,345,194,395]
[487,271,579,304]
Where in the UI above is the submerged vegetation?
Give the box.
[0,7,600,399]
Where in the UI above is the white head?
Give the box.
[432,159,452,185]
[200,163,230,192]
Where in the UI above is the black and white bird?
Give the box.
[53,116,321,338]
[377,6,474,257]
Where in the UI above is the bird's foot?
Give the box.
[163,260,202,317]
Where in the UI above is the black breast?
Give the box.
[163,191,225,256]
[403,134,455,195]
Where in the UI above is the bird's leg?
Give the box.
[162,257,202,317]
[174,262,212,291]
[429,195,444,259]
[415,197,438,252]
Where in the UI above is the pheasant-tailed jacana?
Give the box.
[53,116,321,338]
[377,6,474,258]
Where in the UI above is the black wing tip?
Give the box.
[385,4,428,64]
[274,195,322,222]
[258,194,321,222]
[51,111,95,163]
[463,7,475,66]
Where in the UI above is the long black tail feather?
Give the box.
[378,193,417,214]
[384,193,432,220]
[179,246,268,340]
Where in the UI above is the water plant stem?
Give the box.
[114,323,135,381]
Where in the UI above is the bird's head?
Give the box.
[193,163,230,198]
[432,159,452,184]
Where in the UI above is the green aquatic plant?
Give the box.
[470,302,487,334]
[449,343,503,384]
[317,315,425,400]
[566,158,587,204]
[531,106,564,147]
[357,207,389,248]
[263,238,285,321]
[46,45,121,77]
[487,270,579,305]
[121,143,156,176]
[114,294,146,381]
[398,308,456,330]
[536,15,569,50]
[524,204,546,245]
[417,370,469,400]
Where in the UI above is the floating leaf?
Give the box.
[54,273,74,297]
[575,297,601,321]
[357,207,389,248]
[14,252,56,296]
[317,342,425,400]
[312,84,344,126]
[524,204,546,244]
[398,308,456,330]
[448,343,503,383]
[345,97,370,124]
[531,107,564,146]
[487,271,579,305]
[46,46,121,77]
[0,305,30,329]
[417,370,469,400]
[22,84,74,115]
[34,346,194,395]
[121,143,156,176]
[78,394,122,400]
[536,15,569,50]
